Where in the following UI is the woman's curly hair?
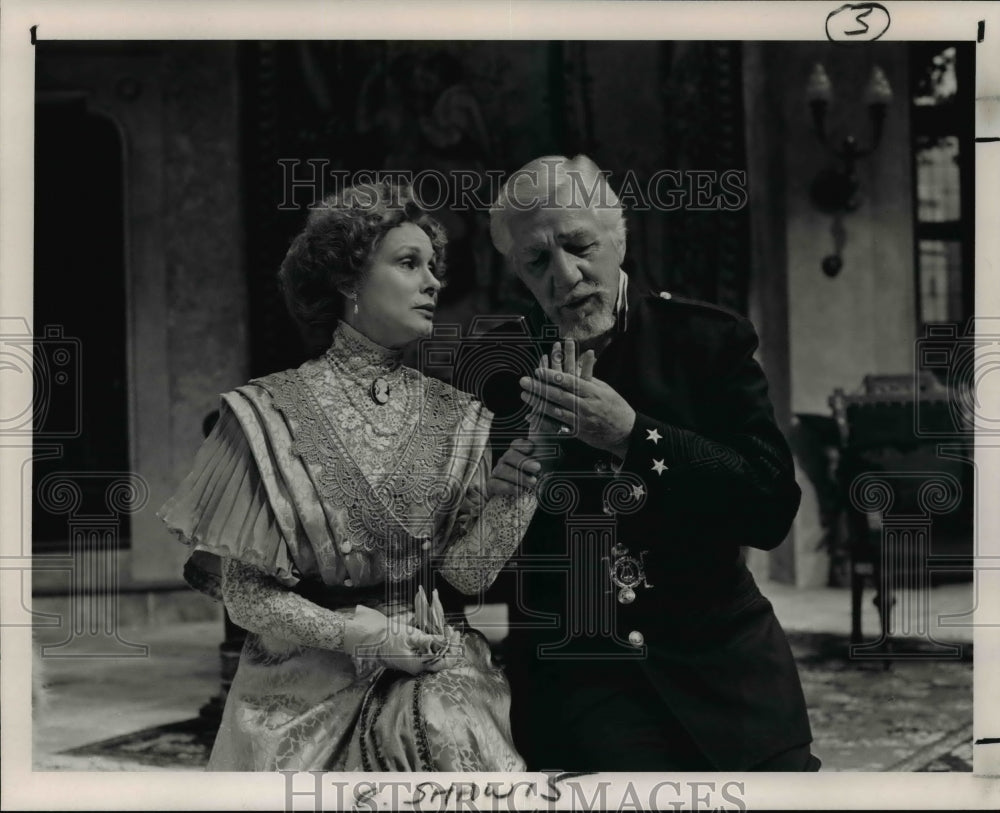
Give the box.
[278,180,447,354]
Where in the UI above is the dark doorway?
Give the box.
[32,97,131,552]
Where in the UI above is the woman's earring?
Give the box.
[352,293,359,315]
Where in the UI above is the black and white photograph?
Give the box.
[2,1,999,809]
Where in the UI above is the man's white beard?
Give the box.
[559,309,616,344]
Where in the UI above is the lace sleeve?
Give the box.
[220,558,351,652]
[440,451,537,595]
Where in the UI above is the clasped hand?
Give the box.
[519,338,636,460]
[343,587,462,676]
[488,339,636,497]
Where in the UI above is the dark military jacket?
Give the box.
[464,281,813,770]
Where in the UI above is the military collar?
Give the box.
[615,268,631,334]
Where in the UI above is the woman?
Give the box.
[158,181,539,771]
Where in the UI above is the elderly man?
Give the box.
[472,154,818,771]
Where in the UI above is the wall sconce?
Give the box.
[806,63,893,277]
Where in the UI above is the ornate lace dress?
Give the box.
[159,322,535,771]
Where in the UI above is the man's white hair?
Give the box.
[489,154,627,257]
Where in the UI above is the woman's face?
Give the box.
[346,222,443,348]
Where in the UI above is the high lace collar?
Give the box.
[325,320,404,376]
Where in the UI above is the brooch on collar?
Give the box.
[369,377,390,405]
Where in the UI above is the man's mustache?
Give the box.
[556,288,603,309]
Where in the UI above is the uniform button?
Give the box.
[628,630,645,647]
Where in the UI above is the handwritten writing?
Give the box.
[826,3,891,41]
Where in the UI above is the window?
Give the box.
[909,44,974,332]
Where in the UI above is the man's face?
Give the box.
[506,202,624,342]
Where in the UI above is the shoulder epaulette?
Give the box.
[649,291,743,321]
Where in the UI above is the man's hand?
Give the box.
[519,367,637,460]
[488,438,542,497]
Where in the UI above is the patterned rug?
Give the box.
[789,632,973,771]
[60,716,217,769]
[60,632,973,771]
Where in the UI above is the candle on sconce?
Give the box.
[804,60,892,276]
[806,63,833,104]
[864,65,893,106]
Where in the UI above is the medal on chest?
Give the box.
[607,543,654,604]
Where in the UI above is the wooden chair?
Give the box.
[829,373,971,659]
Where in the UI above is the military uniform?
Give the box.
[468,281,816,771]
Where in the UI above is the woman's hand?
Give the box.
[489,339,600,499]
[542,338,596,381]
[344,605,458,675]
[528,338,596,439]
[413,586,465,668]
[488,438,542,497]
